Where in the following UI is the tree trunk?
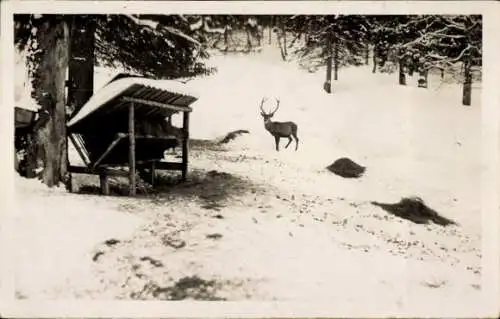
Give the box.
[324,38,333,93]
[398,58,406,85]
[462,53,472,106]
[268,16,273,45]
[282,23,287,57]
[68,16,95,116]
[278,34,286,60]
[246,28,252,51]
[277,18,287,61]
[224,26,229,52]
[365,43,369,65]
[372,45,377,73]
[333,35,339,81]
[33,19,70,187]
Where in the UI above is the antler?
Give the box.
[259,97,268,114]
[270,98,280,115]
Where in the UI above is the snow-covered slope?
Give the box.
[12,44,487,312]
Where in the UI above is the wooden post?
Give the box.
[128,102,136,196]
[151,161,156,187]
[100,174,110,195]
[181,111,190,181]
[65,124,72,192]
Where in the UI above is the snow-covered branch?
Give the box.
[126,14,201,47]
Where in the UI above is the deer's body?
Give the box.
[260,98,299,151]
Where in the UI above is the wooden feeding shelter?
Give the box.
[66,75,199,196]
[14,106,38,177]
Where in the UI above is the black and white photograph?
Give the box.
[1,0,499,317]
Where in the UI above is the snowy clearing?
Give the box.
[13,44,484,313]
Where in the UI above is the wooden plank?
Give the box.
[92,135,123,168]
[116,132,178,140]
[181,111,189,181]
[100,174,110,195]
[65,122,72,192]
[151,161,156,187]
[68,165,128,177]
[121,96,193,113]
[145,161,183,171]
[129,102,136,196]
[68,133,91,166]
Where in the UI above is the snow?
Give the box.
[11,42,490,315]
[12,176,146,298]
[14,49,39,111]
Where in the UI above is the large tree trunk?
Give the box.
[462,53,472,106]
[324,38,333,93]
[372,45,377,73]
[33,19,70,187]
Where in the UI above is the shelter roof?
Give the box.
[67,76,199,131]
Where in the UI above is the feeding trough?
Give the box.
[66,75,199,196]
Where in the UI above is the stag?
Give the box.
[259,97,299,151]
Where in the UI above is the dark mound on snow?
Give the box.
[371,197,457,226]
[218,129,250,144]
[326,157,366,178]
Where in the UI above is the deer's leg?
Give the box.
[285,136,293,148]
[274,136,280,151]
[292,132,299,151]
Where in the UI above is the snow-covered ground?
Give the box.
[11,44,489,315]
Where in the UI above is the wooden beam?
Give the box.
[65,121,72,192]
[92,135,123,168]
[129,102,136,196]
[100,174,110,195]
[139,161,183,171]
[151,161,156,187]
[181,111,190,181]
[121,96,193,113]
[116,132,178,140]
[68,133,91,166]
[68,165,128,177]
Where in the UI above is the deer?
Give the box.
[259,97,299,151]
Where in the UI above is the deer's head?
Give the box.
[259,97,280,122]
